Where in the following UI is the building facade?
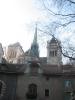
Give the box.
[0,63,75,100]
[0,43,4,63]
[4,42,24,64]
[0,28,75,100]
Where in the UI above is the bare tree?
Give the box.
[35,0,75,62]
[41,0,75,26]
[39,27,75,60]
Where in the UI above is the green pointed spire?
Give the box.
[33,24,37,44]
[30,24,39,57]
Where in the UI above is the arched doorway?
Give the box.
[26,83,37,99]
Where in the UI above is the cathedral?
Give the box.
[0,27,75,100]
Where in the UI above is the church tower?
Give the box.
[30,25,39,58]
[47,37,62,65]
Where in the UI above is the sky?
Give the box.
[0,0,47,56]
[0,0,75,59]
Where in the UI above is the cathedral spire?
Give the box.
[30,24,39,58]
[33,24,37,44]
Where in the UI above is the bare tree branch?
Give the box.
[67,0,75,4]
[62,21,75,26]
[37,0,75,61]
[42,0,75,18]
[38,28,75,60]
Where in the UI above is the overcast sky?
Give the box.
[0,0,46,55]
[0,0,75,59]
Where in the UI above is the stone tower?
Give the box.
[47,37,62,65]
[30,25,39,58]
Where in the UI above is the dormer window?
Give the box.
[64,80,72,88]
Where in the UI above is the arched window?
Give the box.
[26,83,37,99]
[29,84,37,94]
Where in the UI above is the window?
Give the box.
[26,84,37,99]
[64,80,72,88]
[50,50,57,57]
[50,51,54,56]
[55,50,57,56]
[29,84,37,94]
[45,89,49,96]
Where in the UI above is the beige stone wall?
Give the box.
[5,42,24,63]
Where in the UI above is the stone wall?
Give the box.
[0,74,17,100]
[16,74,63,100]
[16,72,75,100]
